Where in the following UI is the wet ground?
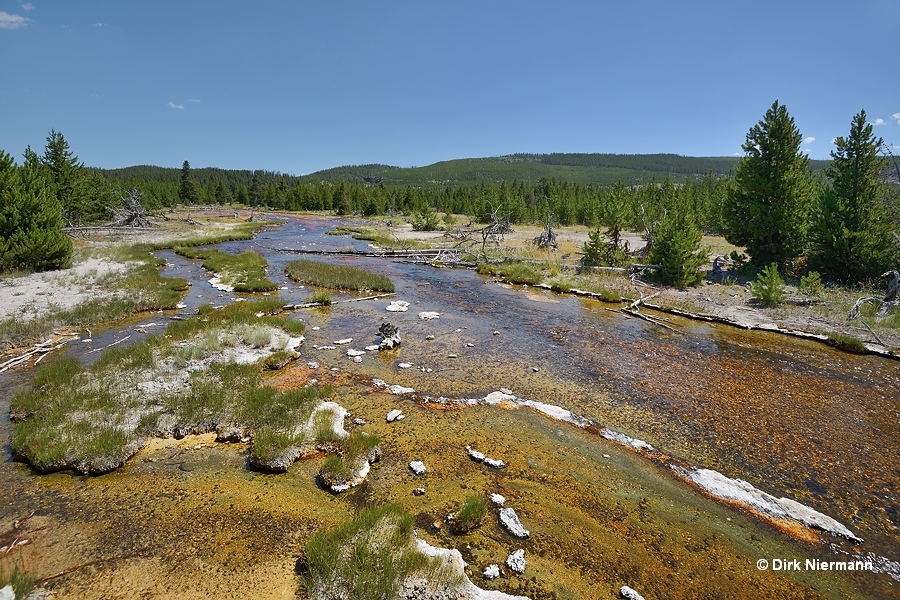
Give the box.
[1,215,897,599]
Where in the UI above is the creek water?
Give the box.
[1,215,897,599]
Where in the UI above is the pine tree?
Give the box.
[41,129,90,226]
[650,211,708,287]
[724,101,815,268]
[179,160,198,204]
[808,110,894,283]
[0,150,72,272]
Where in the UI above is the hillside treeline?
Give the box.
[96,161,732,234]
[4,106,897,286]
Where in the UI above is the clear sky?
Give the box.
[2,1,899,175]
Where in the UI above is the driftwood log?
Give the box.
[848,270,900,320]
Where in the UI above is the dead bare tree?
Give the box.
[110,189,154,228]
[478,206,513,253]
[533,212,558,250]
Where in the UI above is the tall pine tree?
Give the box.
[179,160,199,204]
[0,150,72,272]
[808,110,894,283]
[724,101,815,268]
[41,129,90,226]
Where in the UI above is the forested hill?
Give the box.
[303,153,832,187]
[95,153,832,189]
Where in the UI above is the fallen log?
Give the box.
[0,335,77,373]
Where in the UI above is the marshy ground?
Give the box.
[1,209,897,599]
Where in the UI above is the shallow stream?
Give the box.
[1,215,897,599]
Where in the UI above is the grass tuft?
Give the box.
[302,504,462,600]
[285,259,394,292]
[454,494,488,534]
[476,261,544,286]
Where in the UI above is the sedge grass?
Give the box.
[454,495,488,534]
[475,260,544,286]
[9,299,326,474]
[285,259,394,292]
[302,504,462,600]
[174,247,278,292]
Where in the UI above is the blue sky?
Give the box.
[2,1,899,175]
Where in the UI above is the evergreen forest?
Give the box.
[2,106,899,286]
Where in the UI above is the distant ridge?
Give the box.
[96,153,832,189]
[303,153,831,187]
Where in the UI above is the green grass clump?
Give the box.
[454,495,488,534]
[309,289,333,305]
[476,261,544,286]
[0,563,35,600]
[826,332,867,353]
[250,427,300,464]
[314,408,341,443]
[302,504,462,600]
[9,299,318,474]
[174,247,278,292]
[285,259,394,292]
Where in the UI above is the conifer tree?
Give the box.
[725,101,815,267]
[808,110,894,283]
[0,150,72,272]
[179,160,199,204]
[650,211,708,287]
[41,129,90,225]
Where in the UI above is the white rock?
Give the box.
[365,345,381,351]
[311,326,320,331]
[346,349,366,357]
[466,446,485,462]
[506,549,526,573]
[484,457,506,468]
[352,356,362,363]
[409,461,427,475]
[602,429,654,451]
[307,361,319,369]
[483,564,501,580]
[386,300,410,312]
[620,586,646,600]
[388,384,414,395]
[674,466,863,542]
[418,311,441,320]
[499,507,530,538]
[490,493,506,506]
[386,409,404,422]
[493,330,500,336]
[0,585,14,600]
[398,362,414,369]
[334,338,352,345]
